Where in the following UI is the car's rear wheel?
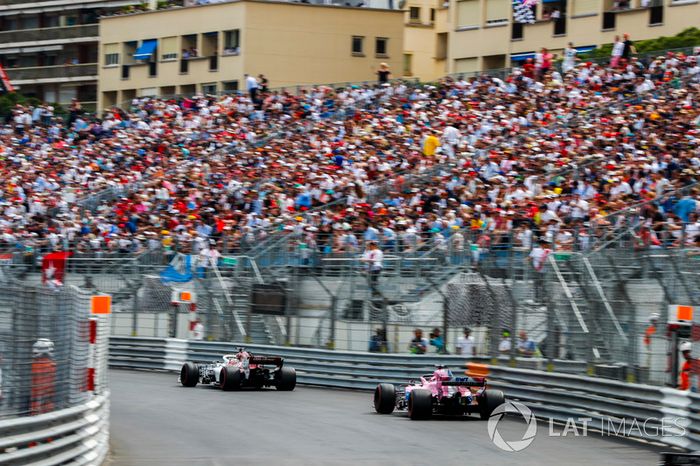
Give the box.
[180,362,199,387]
[373,383,396,414]
[276,366,296,391]
[478,389,505,420]
[408,389,432,420]
[220,366,241,391]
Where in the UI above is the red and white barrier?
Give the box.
[87,318,97,391]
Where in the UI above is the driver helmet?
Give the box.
[32,338,54,358]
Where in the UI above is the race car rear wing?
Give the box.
[249,355,283,366]
[441,379,485,387]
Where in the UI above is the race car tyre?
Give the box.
[478,389,505,420]
[276,366,296,391]
[220,366,242,391]
[408,389,432,420]
[180,362,199,387]
[373,383,395,414]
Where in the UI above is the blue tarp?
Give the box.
[160,254,193,283]
[134,39,157,60]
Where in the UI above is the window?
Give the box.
[103,43,120,66]
[409,7,421,21]
[430,8,436,22]
[105,53,119,66]
[375,37,388,57]
[352,36,364,55]
[403,53,412,76]
[161,36,178,60]
[222,80,239,92]
[456,0,480,28]
[224,30,240,55]
[485,0,510,24]
[202,83,217,95]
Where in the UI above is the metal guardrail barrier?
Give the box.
[0,393,110,465]
[109,337,698,451]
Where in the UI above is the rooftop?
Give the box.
[101,0,401,18]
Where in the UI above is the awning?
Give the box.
[133,39,157,60]
[575,45,597,54]
[510,52,535,61]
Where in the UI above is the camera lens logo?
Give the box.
[487,401,538,452]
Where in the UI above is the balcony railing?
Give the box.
[5,63,98,81]
[0,24,98,45]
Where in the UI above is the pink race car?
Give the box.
[373,366,505,420]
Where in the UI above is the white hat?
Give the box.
[680,341,692,352]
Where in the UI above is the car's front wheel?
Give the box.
[373,383,396,414]
[408,389,432,420]
[220,366,241,391]
[180,362,199,387]
[478,389,505,420]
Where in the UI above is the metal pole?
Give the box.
[330,295,337,350]
[131,289,138,337]
[442,295,448,353]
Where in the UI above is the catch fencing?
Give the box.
[0,280,111,465]
[109,337,698,451]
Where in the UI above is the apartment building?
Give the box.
[449,0,700,74]
[97,0,403,110]
[402,0,450,80]
[0,0,147,110]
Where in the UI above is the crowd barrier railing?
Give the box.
[0,393,109,465]
[109,336,698,451]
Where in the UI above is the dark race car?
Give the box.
[179,348,296,391]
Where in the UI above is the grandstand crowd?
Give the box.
[1,49,699,262]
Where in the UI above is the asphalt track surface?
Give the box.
[107,369,664,466]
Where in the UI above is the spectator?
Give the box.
[258,74,269,93]
[369,328,388,352]
[679,341,694,390]
[562,42,577,73]
[429,327,446,354]
[422,130,440,157]
[644,313,659,367]
[245,73,259,101]
[456,327,476,356]
[409,328,428,354]
[622,32,636,61]
[376,62,391,84]
[362,241,383,296]
[192,318,204,340]
[529,240,551,302]
[517,331,537,357]
[611,35,624,68]
[498,331,512,354]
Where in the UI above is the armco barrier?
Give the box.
[0,393,109,465]
[109,337,698,451]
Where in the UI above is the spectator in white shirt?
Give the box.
[362,241,383,296]
[456,327,476,356]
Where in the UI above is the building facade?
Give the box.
[0,0,147,110]
[97,0,403,110]
[402,0,450,80]
[448,0,700,74]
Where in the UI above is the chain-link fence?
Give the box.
[0,280,109,419]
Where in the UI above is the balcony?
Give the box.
[6,63,98,83]
[0,24,99,47]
